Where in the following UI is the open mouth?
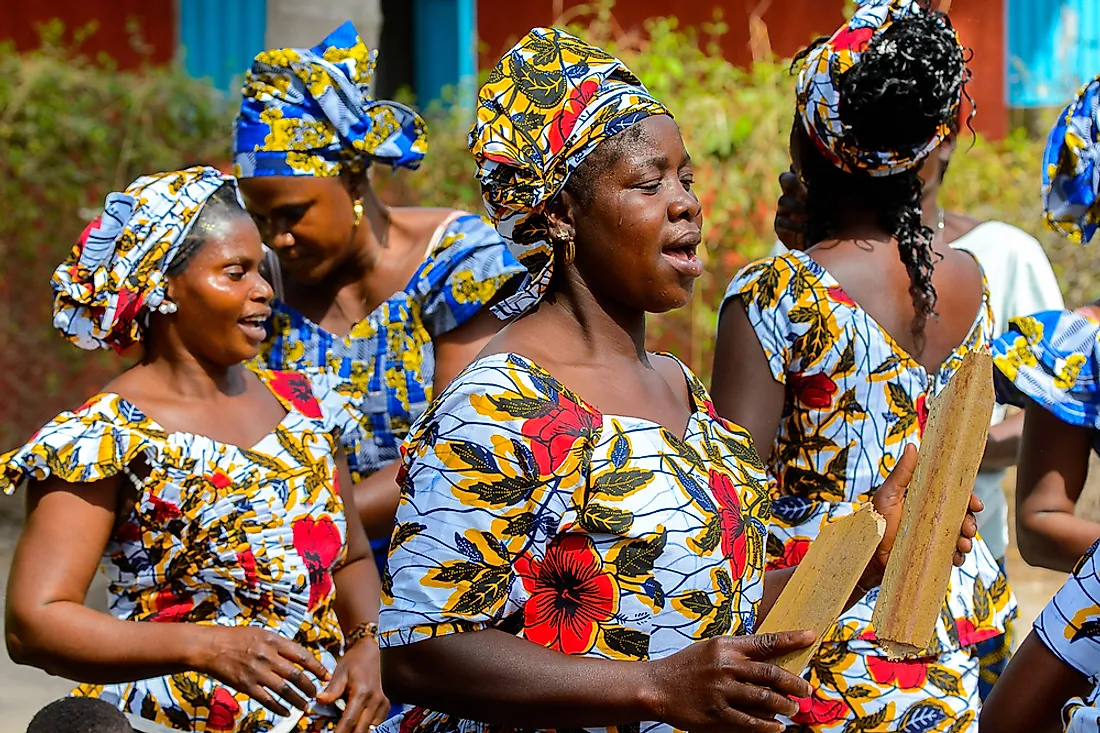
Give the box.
[662,236,704,277]
[238,313,269,341]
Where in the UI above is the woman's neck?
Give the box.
[537,274,649,364]
[138,337,245,400]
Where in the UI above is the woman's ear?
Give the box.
[342,169,370,202]
[545,194,578,245]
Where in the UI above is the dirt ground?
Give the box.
[0,465,1092,731]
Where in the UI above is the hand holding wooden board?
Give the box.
[756,503,885,674]
[870,351,994,659]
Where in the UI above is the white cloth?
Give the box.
[770,221,1065,560]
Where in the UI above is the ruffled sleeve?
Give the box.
[1035,540,1100,681]
[991,310,1100,429]
[413,213,526,337]
[259,367,365,453]
[723,253,830,383]
[378,354,595,648]
[0,395,162,495]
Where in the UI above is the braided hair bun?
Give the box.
[839,12,968,155]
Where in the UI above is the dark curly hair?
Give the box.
[792,9,972,350]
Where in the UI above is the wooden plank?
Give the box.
[871,351,995,659]
[757,503,886,674]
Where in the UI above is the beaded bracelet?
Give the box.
[346,621,379,649]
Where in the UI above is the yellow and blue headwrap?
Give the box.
[795,0,962,176]
[1043,76,1100,243]
[469,27,670,318]
[233,21,427,178]
[52,167,239,353]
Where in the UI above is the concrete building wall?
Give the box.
[265,0,383,51]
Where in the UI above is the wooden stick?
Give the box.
[756,503,885,674]
[871,351,995,659]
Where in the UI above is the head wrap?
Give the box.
[795,0,962,177]
[233,21,427,178]
[52,167,240,352]
[1042,76,1100,243]
[469,27,670,319]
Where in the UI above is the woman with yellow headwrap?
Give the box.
[232,22,526,578]
[2,167,387,732]
[710,1,1013,730]
[373,27,980,733]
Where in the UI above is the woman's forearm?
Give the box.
[381,629,656,727]
[353,462,402,540]
[334,557,381,631]
[6,601,209,684]
[1017,511,1100,572]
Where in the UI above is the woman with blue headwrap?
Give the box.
[980,76,1100,733]
[373,27,980,733]
[232,22,526,573]
[2,167,388,731]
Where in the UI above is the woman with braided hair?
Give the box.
[710,2,1015,730]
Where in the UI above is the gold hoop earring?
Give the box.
[352,199,364,228]
[563,237,575,266]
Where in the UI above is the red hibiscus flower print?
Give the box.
[521,534,618,655]
[826,285,856,307]
[292,516,342,609]
[209,470,233,490]
[521,392,600,475]
[547,78,600,154]
[399,706,431,733]
[238,549,258,590]
[916,394,929,437]
[866,655,929,690]
[789,372,838,409]
[766,538,810,571]
[150,589,193,623]
[791,691,848,726]
[830,24,875,52]
[955,617,1001,647]
[267,371,322,419]
[207,686,241,731]
[114,521,143,543]
[709,470,749,579]
[147,496,182,524]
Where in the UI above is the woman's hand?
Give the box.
[866,445,982,587]
[645,631,815,733]
[774,169,808,252]
[200,626,331,717]
[318,640,389,733]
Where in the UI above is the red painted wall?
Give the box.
[476,0,1006,139]
[0,1,175,69]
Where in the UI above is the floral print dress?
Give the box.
[0,369,351,733]
[1034,540,1100,733]
[257,213,525,568]
[377,352,771,733]
[728,250,1016,733]
[993,309,1100,452]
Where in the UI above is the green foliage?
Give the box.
[0,30,235,450]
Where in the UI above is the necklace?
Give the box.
[936,206,945,233]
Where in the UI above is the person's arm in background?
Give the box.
[1015,403,1100,571]
[979,232,1065,472]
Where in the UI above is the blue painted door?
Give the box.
[1008,0,1100,107]
[179,0,268,93]
[413,0,477,109]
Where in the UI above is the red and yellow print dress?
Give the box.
[0,369,350,733]
[378,352,771,733]
[728,250,1017,732]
